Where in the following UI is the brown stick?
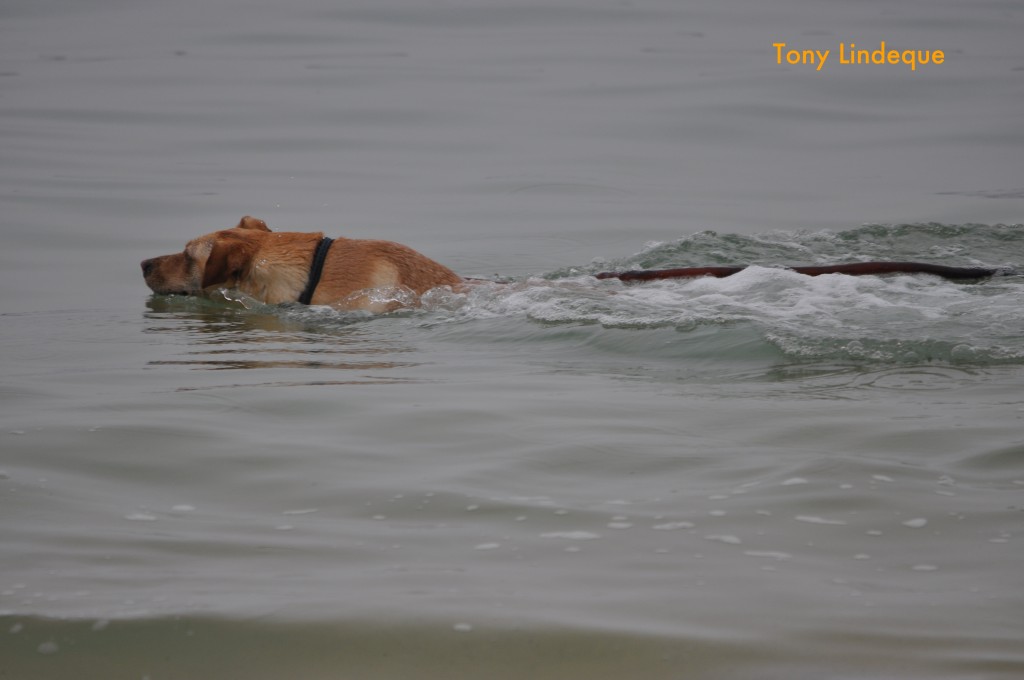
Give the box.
[593,262,998,282]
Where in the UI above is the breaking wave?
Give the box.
[174,224,1023,366]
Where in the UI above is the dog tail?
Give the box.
[593,262,1001,283]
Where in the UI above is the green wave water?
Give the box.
[450,224,1024,366]
[165,224,1024,368]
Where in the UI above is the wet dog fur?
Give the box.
[141,216,462,312]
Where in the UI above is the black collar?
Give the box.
[298,236,334,305]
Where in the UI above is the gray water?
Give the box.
[2,1,1023,678]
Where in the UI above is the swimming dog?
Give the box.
[142,216,998,311]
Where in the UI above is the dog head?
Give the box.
[141,216,270,296]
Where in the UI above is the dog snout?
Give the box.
[141,258,158,278]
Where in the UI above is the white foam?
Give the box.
[705,534,742,545]
[503,495,554,505]
[652,521,695,530]
[795,515,847,525]
[745,550,791,560]
[540,531,601,540]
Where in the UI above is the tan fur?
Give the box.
[141,216,462,312]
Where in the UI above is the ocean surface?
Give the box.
[2,1,1023,678]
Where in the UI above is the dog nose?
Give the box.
[141,258,156,277]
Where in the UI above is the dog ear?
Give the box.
[200,233,258,289]
[235,215,271,232]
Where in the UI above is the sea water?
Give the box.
[2,1,1022,678]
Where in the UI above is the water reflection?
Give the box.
[142,295,422,388]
